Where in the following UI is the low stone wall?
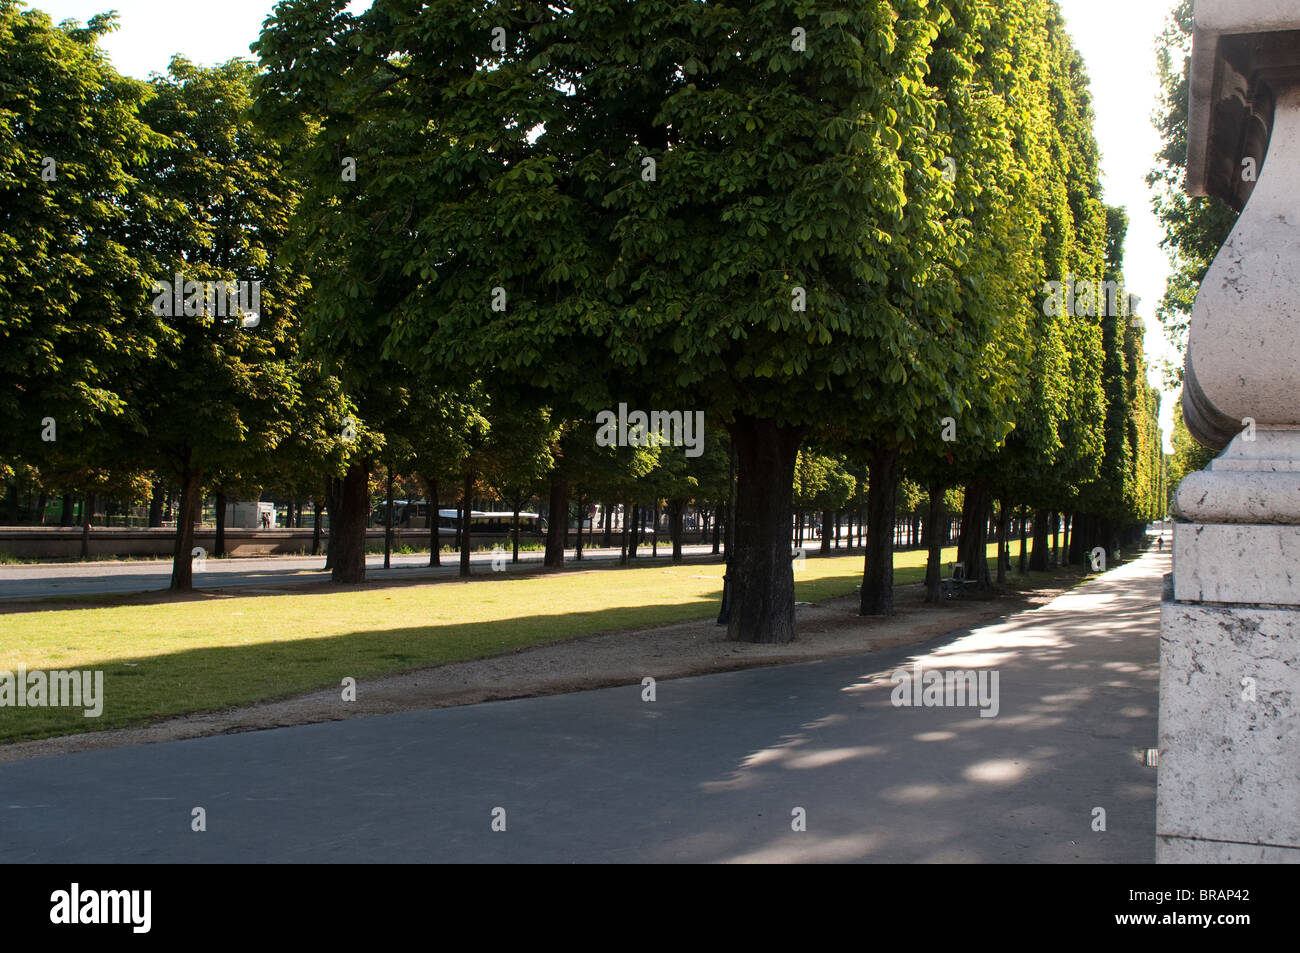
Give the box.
[0,527,329,559]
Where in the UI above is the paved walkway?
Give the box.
[0,550,1167,863]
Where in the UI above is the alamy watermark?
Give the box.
[889,662,999,718]
[0,666,104,717]
[1042,275,1138,319]
[595,403,705,458]
[150,274,260,327]
[50,884,150,933]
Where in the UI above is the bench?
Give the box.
[941,561,982,597]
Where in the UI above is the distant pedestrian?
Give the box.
[1157,536,1163,552]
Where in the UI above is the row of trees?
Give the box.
[2,0,1165,642]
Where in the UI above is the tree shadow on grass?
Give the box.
[0,587,726,744]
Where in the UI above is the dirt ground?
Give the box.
[0,575,1081,763]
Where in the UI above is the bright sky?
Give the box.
[1057,0,1182,450]
[31,0,1184,451]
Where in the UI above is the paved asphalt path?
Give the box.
[0,549,1166,863]
[0,542,732,601]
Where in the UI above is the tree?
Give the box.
[455,388,552,576]
[252,0,506,582]
[248,0,1133,639]
[0,6,164,509]
[792,450,854,554]
[861,0,1060,611]
[262,360,354,556]
[132,57,304,590]
[483,408,554,565]
[962,0,1108,582]
[1167,392,1214,495]
[250,1,941,640]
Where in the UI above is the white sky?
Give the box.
[1056,0,1182,450]
[31,0,1184,451]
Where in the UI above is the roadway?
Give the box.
[0,541,748,601]
[0,549,1165,862]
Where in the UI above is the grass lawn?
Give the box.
[0,543,1054,743]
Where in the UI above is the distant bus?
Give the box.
[375,501,545,537]
[438,510,546,537]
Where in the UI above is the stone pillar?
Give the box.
[1159,0,1300,862]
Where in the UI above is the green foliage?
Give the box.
[2,1,1166,607]
[1167,392,1215,493]
[1148,0,1236,383]
[0,5,163,471]
[793,451,855,512]
[130,58,305,494]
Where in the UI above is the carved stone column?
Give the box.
[1160,0,1300,862]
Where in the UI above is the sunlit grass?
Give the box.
[0,542,1040,742]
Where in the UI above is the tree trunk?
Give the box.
[331,459,370,583]
[995,500,1010,584]
[543,476,568,568]
[650,501,657,558]
[324,478,339,570]
[670,499,684,563]
[575,495,585,561]
[512,505,521,563]
[312,498,324,556]
[1068,512,1086,566]
[1013,510,1024,574]
[214,492,228,558]
[627,503,640,559]
[724,416,803,643]
[1013,509,1024,569]
[60,491,74,527]
[384,470,394,570]
[459,470,473,577]
[620,498,630,565]
[957,480,993,590]
[924,481,947,603]
[820,509,833,554]
[169,469,201,589]
[423,477,441,566]
[603,502,614,548]
[717,445,738,623]
[861,446,900,615]
[1029,508,1050,571]
[711,502,722,555]
[148,482,163,528]
[80,492,95,560]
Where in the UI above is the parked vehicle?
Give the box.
[371,501,545,536]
